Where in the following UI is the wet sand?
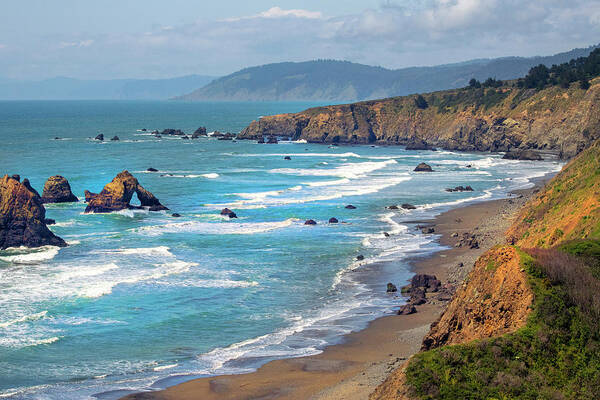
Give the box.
[123,184,541,400]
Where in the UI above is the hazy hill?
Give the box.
[178,45,598,101]
[0,75,216,100]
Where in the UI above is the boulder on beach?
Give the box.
[328,217,339,223]
[401,203,417,210]
[414,162,433,172]
[41,176,78,203]
[84,171,168,213]
[410,287,427,305]
[304,219,317,225]
[345,204,356,209]
[411,274,441,292]
[94,134,104,141]
[110,136,119,141]
[387,283,398,292]
[502,149,543,161]
[397,304,417,315]
[0,175,67,249]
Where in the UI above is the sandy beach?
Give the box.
[124,182,543,400]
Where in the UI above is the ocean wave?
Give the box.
[304,178,351,187]
[132,219,298,236]
[93,246,174,258]
[0,246,61,264]
[239,152,362,158]
[154,363,179,371]
[202,173,220,179]
[0,311,48,328]
[421,188,494,209]
[158,279,259,289]
[270,159,397,179]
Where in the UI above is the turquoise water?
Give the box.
[0,101,562,399]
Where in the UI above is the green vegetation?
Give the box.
[405,248,600,399]
[517,48,600,90]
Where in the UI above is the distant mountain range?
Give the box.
[178,45,599,102]
[0,75,216,100]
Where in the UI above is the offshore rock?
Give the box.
[386,282,398,292]
[304,219,317,225]
[84,171,168,213]
[0,175,67,249]
[192,126,207,138]
[414,163,433,172]
[41,176,78,203]
[94,134,104,141]
[110,136,119,141]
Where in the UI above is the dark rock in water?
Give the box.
[411,274,441,292]
[267,136,278,144]
[257,137,265,144]
[84,190,97,203]
[171,213,181,218]
[161,129,185,136]
[357,255,365,261]
[84,171,168,213]
[0,175,67,249]
[220,208,234,215]
[446,185,474,192]
[304,219,317,225]
[284,156,291,160]
[414,162,433,172]
[503,149,543,161]
[192,126,207,138]
[11,174,20,182]
[147,168,159,172]
[387,205,399,210]
[110,136,119,141]
[405,139,437,151]
[181,135,190,140]
[383,231,390,237]
[54,137,61,140]
[141,128,147,132]
[227,211,237,219]
[401,203,416,210]
[44,218,56,225]
[466,164,472,168]
[345,204,356,209]
[421,227,435,234]
[218,136,233,141]
[397,304,417,315]
[41,176,78,203]
[386,282,398,292]
[95,134,104,141]
[328,217,339,223]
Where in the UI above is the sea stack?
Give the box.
[0,175,67,249]
[41,176,78,203]
[84,170,168,213]
[414,163,433,172]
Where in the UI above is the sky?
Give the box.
[0,0,599,80]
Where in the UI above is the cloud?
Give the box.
[2,2,599,79]
[224,6,323,22]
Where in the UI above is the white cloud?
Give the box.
[223,7,323,22]
[58,39,94,49]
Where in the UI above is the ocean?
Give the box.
[0,101,562,399]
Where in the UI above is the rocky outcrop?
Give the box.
[41,176,78,203]
[84,171,168,213]
[192,126,207,138]
[414,163,433,172]
[502,149,543,160]
[238,80,600,159]
[445,185,474,192]
[160,129,185,136]
[0,175,67,249]
[421,246,532,350]
[94,134,104,141]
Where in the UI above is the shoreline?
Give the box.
[122,176,549,400]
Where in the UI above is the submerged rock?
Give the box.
[171,213,181,218]
[147,168,159,172]
[110,136,119,141]
[284,156,291,160]
[0,175,67,249]
[41,176,78,203]
[414,163,433,172]
[401,203,416,210]
[345,204,356,209]
[84,171,168,213]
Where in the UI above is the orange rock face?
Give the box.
[0,175,67,249]
[421,246,532,350]
[41,175,78,203]
[85,171,168,213]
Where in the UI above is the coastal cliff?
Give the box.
[239,78,600,159]
[371,141,600,399]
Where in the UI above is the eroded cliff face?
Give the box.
[0,175,67,249]
[507,140,600,247]
[239,79,600,159]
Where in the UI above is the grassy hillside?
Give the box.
[372,142,600,400]
[178,46,597,102]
